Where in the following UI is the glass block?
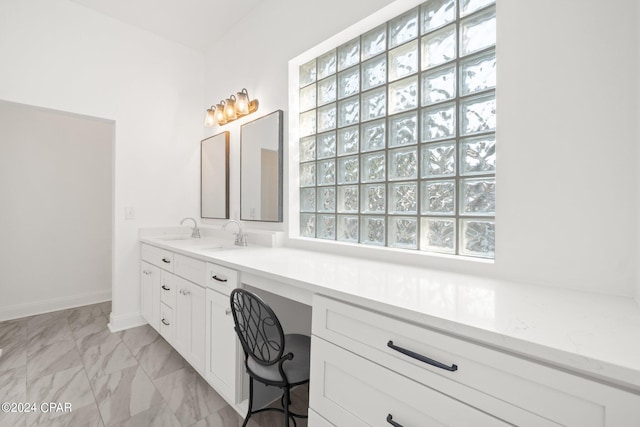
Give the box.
[421,141,456,178]
[460,178,495,215]
[300,213,316,238]
[338,38,360,71]
[388,76,418,115]
[361,55,387,90]
[388,182,417,214]
[388,146,418,181]
[338,67,360,99]
[300,188,316,212]
[337,215,359,242]
[338,156,359,184]
[317,76,337,106]
[361,87,386,121]
[460,135,496,176]
[299,59,316,87]
[317,214,336,240]
[317,104,337,132]
[337,126,359,155]
[362,24,386,60]
[299,110,316,137]
[361,184,386,213]
[422,64,456,105]
[460,6,496,56]
[299,83,316,112]
[337,185,359,213]
[361,216,386,246]
[299,136,316,162]
[420,217,456,254]
[317,132,336,159]
[461,0,494,17]
[389,7,419,48]
[421,180,455,215]
[460,93,495,135]
[460,49,496,95]
[388,40,418,82]
[361,119,386,152]
[361,152,386,183]
[421,0,456,33]
[318,187,336,212]
[460,219,495,258]
[421,102,455,142]
[317,50,337,79]
[338,96,360,128]
[421,23,456,70]
[317,159,336,186]
[389,217,418,249]
[388,111,417,147]
[299,162,316,187]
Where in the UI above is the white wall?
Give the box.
[0,0,204,327]
[0,101,112,320]
[206,0,639,297]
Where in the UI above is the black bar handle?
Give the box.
[161,319,170,326]
[387,414,403,427]
[387,340,458,372]
[162,258,171,264]
[212,275,228,283]
[161,285,170,291]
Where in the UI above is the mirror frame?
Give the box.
[201,131,230,219]
[240,110,284,222]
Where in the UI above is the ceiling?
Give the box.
[69,0,264,53]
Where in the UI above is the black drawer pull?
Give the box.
[387,414,403,427]
[212,275,228,282]
[161,319,170,326]
[162,258,171,264]
[387,340,458,372]
[161,285,170,291]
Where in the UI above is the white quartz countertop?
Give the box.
[140,234,640,392]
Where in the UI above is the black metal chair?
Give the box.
[229,288,310,427]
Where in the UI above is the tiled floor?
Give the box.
[0,302,309,427]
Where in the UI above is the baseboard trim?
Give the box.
[108,311,147,332]
[0,290,111,322]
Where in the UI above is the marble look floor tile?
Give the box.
[30,403,104,427]
[90,365,163,426]
[66,306,106,332]
[27,316,73,350]
[98,302,111,317]
[189,405,260,427]
[26,365,94,427]
[153,367,227,427]
[81,338,137,380]
[72,316,117,353]
[0,366,26,403]
[110,405,181,427]
[0,319,27,347]
[26,337,83,380]
[0,340,27,373]
[0,411,26,427]
[119,325,159,357]
[131,334,188,380]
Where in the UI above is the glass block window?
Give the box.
[297,0,496,259]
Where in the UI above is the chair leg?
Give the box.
[242,378,254,427]
[283,385,290,427]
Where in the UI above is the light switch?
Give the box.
[125,206,136,220]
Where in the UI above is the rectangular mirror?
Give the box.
[241,110,283,222]
[201,131,229,219]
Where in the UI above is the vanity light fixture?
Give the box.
[204,89,259,127]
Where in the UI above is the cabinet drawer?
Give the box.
[141,244,174,271]
[313,295,640,427]
[206,262,238,295]
[160,271,176,308]
[159,303,174,343]
[174,254,206,285]
[310,337,507,427]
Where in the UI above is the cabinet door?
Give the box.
[205,288,240,404]
[175,277,206,373]
[141,261,160,331]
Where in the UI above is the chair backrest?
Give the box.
[230,288,285,366]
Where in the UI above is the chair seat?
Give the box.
[247,334,311,384]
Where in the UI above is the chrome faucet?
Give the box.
[180,217,201,238]
[222,220,247,246]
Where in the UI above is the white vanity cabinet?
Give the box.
[311,295,640,427]
[140,262,160,329]
[175,275,206,373]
